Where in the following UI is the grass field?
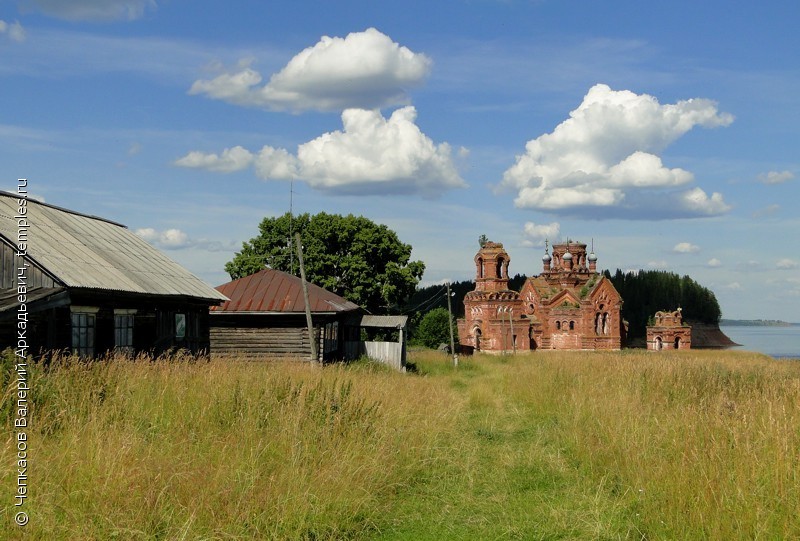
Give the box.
[2,348,799,539]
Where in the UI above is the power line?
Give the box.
[403,286,447,314]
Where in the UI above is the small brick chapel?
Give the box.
[457,239,626,352]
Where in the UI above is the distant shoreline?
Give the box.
[720,319,798,327]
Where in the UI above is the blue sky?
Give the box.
[2,0,798,321]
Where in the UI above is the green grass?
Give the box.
[2,349,799,539]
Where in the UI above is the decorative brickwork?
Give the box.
[646,309,692,350]
[458,239,625,353]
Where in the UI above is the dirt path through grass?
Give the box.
[378,356,637,540]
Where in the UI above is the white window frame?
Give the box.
[71,306,99,357]
[114,309,137,354]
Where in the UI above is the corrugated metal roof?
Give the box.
[0,192,228,302]
[212,268,361,314]
[358,315,408,329]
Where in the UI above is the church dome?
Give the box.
[588,252,597,262]
[563,252,573,261]
[542,252,552,262]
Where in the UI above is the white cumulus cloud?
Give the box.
[757,170,794,185]
[0,20,26,42]
[136,227,190,249]
[521,221,560,247]
[174,145,254,173]
[499,84,733,219]
[673,242,700,253]
[707,258,722,268]
[20,0,157,21]
[175,106,467,197]
[777,258,799,270]
[189,28,432,112]
[135,227,236,252]
[676,187,731,216]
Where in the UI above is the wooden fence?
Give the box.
[345,340,405,371]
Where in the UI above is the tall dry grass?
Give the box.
[474,350,800,539]
[3,348,798,539]
[1,352,462,540]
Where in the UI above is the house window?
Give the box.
[114,309,136,354]
[175,313,186,339]
[71,307,99,357]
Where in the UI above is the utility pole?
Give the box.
[509,307,516,355]
[499,306,506,355]
[446,281,458,367]
[295,232,318,364]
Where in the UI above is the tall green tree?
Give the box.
[412,307,456,349]
[225,212,425,314]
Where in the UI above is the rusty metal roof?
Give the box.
[0,192,227,302]
[212,268,361,314]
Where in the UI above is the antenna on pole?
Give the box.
[289,180,295,275]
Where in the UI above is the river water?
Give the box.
[719,325,800,359]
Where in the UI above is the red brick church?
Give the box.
[457,239,625,352]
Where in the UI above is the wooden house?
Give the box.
[0,192,228,357]
[210,268,363,362]
[211,269,409,369]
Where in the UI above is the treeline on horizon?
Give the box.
[604,269,721,338]
[405,269,721,340]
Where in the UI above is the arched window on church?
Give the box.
[595,313,601,335]
[602,313,609,335]
[556,321,561,331]
[477,257,484,278]
[569,321,575,331]
[496,257,504,279]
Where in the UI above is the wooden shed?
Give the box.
[0,192,228,357]
[345,314,408,371]
[210,268,363,362]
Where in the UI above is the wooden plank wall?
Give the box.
[210,326,311,359]
[1,240,56,289]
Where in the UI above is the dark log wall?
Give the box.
[209,313,354,361]
[210,326,310,358]
[1,293,215,358]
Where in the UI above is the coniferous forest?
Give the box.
[604,269,721,339]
